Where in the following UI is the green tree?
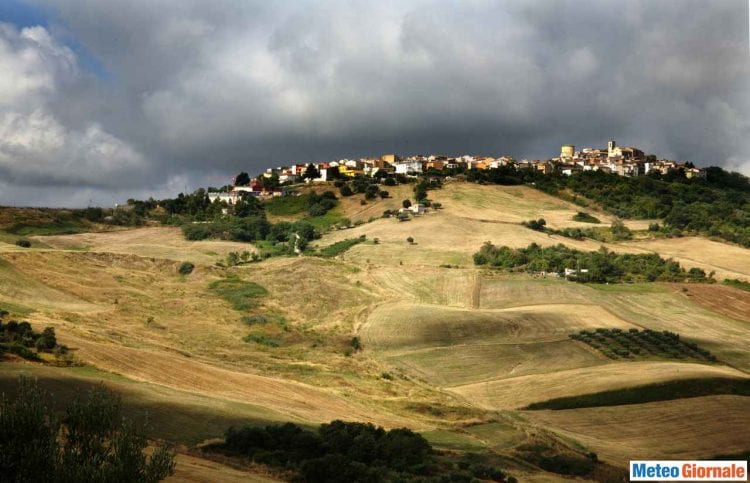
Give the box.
[402,199,412,209]
[339,185,353,197]
[234,172,251,186]
[303,164,320,180]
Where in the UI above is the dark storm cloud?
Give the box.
[1,0,748,206]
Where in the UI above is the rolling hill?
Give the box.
[0,180,748,482]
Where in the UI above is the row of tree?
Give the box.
[473,242,713,283]
[218,420,514,483]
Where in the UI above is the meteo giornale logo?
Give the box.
[630,460,747,481]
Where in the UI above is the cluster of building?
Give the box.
[208,139,705,204]
[552,140,705,178]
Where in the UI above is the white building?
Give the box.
[208,191,240,204]
[394,161,423,175]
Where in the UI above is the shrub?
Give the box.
[178,262,195,275]
[610,219,632,240]
[522,218,546,231]
[15,239,31,248]
[350,337,362,351]
[339,185,353,197]
[406,237,414,244]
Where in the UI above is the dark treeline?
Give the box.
[0,378,174,482]
[463,166,750,247]
[216,420,515,483]
[473,242,712,283]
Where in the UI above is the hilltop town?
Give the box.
[209,139,705,202]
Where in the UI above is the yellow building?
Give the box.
[338,165,363,177]
[381,154,398,164]
[560,144,575,159]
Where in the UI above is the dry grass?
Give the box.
[36,226,255,264]
[169,453,281,483]
[362,301,635,387]
[527,395,750,466]
[614,236,750,280]
[63,336,415,427]
[430,183,646,230]
[673,283,750,323]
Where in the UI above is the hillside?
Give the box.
[0,181,748,481]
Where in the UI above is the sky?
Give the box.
[0,0,748,207]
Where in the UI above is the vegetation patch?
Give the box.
[243,334,281,347]
[208,275,268,311]
[572,212,601,223]
[474,242,713,283]
[315,235,366,258]
[723,278,750,292]
[525,377,750,410]
[264,191,337,217]
[209,420,515,482]
[570,328,718,362]
[241,313,288,327]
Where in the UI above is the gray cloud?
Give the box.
[1,0,748,206]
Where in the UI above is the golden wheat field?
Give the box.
[1,183,748,481]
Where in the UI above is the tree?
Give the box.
[0,378,175,482]
[36,327,57,351]
[234,172,251,186]
[303,164,320,180]
[414,182,427,202]
[402,199,412,209]
[364,185,379,200]
[339,185,353,197]
[383,177,396,186]
[406,237,414,244]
